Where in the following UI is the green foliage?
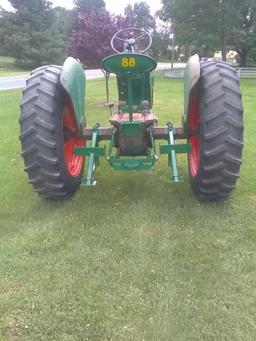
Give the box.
[229,0,256,66]
[0,0,69,68]
[9,0,51,11]
[161,0,230,59]
[54,7,73,39]
[0,56,28,76]
[124,1,155,31]
[73,0,105,11]
[0,9,11,56]
[123,2,168,59]
[248,47,256,66]
[161,0,256,66]
[0,78,256,339]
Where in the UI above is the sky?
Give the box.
[0,0,162,15]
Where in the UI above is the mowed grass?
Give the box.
[0,76,256,340]
[0,56,29,77]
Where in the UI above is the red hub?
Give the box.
[62,99,85,177]
[188,95,200,177]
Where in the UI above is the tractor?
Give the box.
[19,28,244,201]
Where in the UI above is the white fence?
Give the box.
[235,68,256,78]
[165,67,256,79]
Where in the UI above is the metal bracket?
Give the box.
[75,147,105,157]
[167,123,179,183]
[80,123,100,187]
[159,123,190,183]
[108,155,157,171]
[160,144,191,154]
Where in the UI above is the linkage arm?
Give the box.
[74,124,105,187]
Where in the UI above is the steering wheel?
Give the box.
[111,27,152,54]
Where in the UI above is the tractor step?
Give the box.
[108,155,158,171]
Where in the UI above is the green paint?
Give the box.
[60,57,86,128]
[81,126,99,187]
[121,122,142,136]
[102,54,156,116]
[102,53,157,75]
[159,144,191,154]
[74,147,105,157]
[159,125,190,183]
[108,156,157,171]
[117,73,154,110]
[183,54,200,129]
[127,78,133,120]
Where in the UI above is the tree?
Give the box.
[68,10,123,67]
[54,7,73,39]
[160,0,223,59]
[68,1,166,65]
[0,8,13,56]
[160,0,256,66]
[1,0,66,68]
[124,2,155,31]
[73,0,105,11]
[123,2,161,58]
[9,0,51,11]
[229,0,256,66]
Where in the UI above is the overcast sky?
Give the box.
[0,0,162,15]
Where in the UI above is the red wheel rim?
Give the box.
[188,95,200,177]
[63,99,85,177]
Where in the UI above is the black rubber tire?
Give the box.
[188,60,244,201]
[19,65,84,200]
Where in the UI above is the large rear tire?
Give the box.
[188,60,244,201]
[19,65,85,200]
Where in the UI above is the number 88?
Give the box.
[121,58,136,67]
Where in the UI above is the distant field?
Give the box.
[0,56,29,77]
[0,76,256,340]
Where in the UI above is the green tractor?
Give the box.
[20,28,244,201]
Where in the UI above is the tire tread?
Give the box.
[189,61,243,200]
[20,66,84,200]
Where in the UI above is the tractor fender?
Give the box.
[183,54,200,130]
[60,57,86,128]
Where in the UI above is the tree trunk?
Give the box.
[239,49,248,67]
[220,31,227,61]
[221,48,227,61]
[184,43,190,61]
[221,40,227,61]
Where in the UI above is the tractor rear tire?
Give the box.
[188,60,244,201]
[19,65,85,200]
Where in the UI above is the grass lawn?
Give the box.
[0,56,29,77]
[0,75,256,340]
